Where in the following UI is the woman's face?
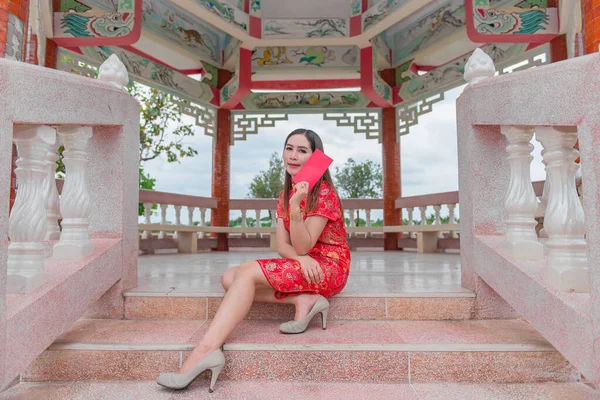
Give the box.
[283,134,313,178]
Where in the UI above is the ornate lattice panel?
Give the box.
[396,93,444,139]
[231,112,289,142]
[231,110,381,144]
[323,111,381,142]
[169,95,217,138]
[57,52,98,78]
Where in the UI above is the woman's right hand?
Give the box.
[297,255,323,285]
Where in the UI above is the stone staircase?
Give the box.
[1,293,597,399]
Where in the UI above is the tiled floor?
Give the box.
[133,251,465,295]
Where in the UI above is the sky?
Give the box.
[142,85,548,224]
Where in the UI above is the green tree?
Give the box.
[57,82,199,218]
[335,158,383,222]
[248,152,284,199]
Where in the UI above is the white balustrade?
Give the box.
[433,205,443,238]
[53,126,94,260]
[173,205,182,239]
[365,209,372,238]
[187,206,195,226]
[501,125,543,260]
[42,139,61,240]
[255,209,261,237]
[142,203,152,239]
[271,209,277,227]
[407,207,415,238]
[159,204,168,239]
[536,126,588,293]
[7,125,55,293]
[241,209,248,238]
[447,203,457,238]
[199,207,207,238]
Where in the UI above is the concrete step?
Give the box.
[122,292,476,321]
[1,380,597,400]
[22,319,579,384]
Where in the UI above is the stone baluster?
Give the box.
[187,206,195,226]
[419,206,427,227]
[348,209,355,237]
[407,207,415,238]
[537,150,550,238]
[200,208,207,238]
[255,209,261,237]
[53,126,94,260]
[271,209,277,228]
[365,209,372,238]
[241,209,248,238]
[42,140,61,240]
[7,125,55,293]
[433,205,443,238]
[501,126,543,260]
[536,126,588,293]
[173,205,182,239]
[142,203,152,239]
[159,204,168,239]
[447,203,457,238]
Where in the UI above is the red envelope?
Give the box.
[293,149,334,191]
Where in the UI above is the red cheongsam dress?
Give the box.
[256,181,351,299]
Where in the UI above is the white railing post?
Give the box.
[407,207,415,238]
[53,126,94,260]
[42,140,61,240]
[142,203,152,239]
[7,125,55,293]
[271,209,277,227]
[255,209,261,237]
[365,209,372,238]
[448,203,457,238]
[173,205,182,239]
[419,206,427,226]
[241,209,247,238]
[501,125,543,260]
[200,207,207,238]
[348,209,355,237]
[433,205,442,238]
[536,126,588,293]
[159,204,168,239]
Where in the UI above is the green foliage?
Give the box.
[247,152,284,199]
[334,158,382,199]
[130,83,198,164]
[139,167,157,216]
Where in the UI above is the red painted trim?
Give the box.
[52,0,143,47]
[252,79,360,91]
[465,0,557,44]
[244,0,249,13]
[221,48,252,109]
[362,0,369,12]
[350,15,362,37]
[392,86,401,105]
[366,101,378,108]
[179,68,205,75]
[233,102,246,110]
[360,47,392,108]
[250,16,261,38]
[210,87,220,106]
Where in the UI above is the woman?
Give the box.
[156,128,351,392]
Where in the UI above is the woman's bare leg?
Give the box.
[178,261,269,373]
[222,266,321,321]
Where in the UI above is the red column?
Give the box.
[380,69,401,250]
[211,70,233,251]
[0,0,29,59]
[582,0,600,54]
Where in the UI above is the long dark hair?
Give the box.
[282,128,341,214]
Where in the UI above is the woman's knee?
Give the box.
[221,267,237,291]
[237,261,267,285]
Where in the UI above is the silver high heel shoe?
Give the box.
[156,348,225,392]
[280,295,329,334]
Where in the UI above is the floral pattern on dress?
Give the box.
[256,182,351,299]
